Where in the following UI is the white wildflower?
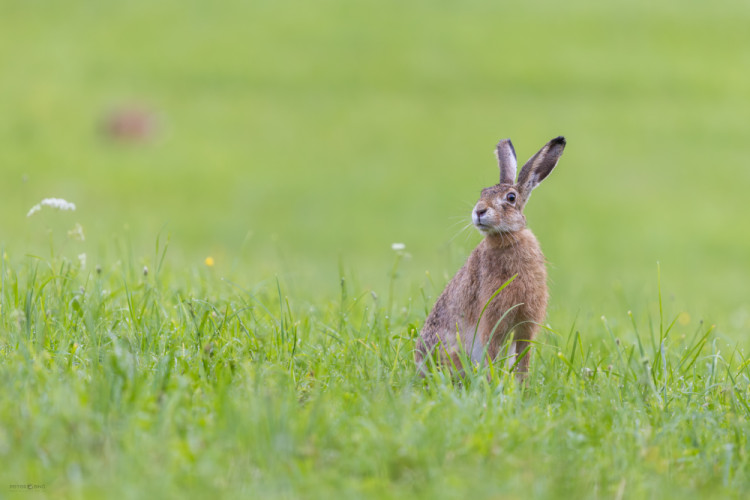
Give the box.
[68,223,85,241]
[391,242,405,251]
[27,198,77,217]
[78,253,87,270]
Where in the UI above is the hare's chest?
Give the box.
[484,246,544,285]
[478,246,546,313]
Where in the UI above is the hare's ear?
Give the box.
[495,139,517,184]
[516,136,566,204]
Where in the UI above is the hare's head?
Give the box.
[472,136,566,236]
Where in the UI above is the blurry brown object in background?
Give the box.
[101,106,158,143]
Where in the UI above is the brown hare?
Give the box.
[415,136,567,379]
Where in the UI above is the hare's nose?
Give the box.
[475,207,488,218]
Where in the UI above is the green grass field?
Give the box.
[2,0,750,498]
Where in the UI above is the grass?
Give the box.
[1,246,749,499]
[1,0,750,497]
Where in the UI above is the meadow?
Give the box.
[1,0,750,498]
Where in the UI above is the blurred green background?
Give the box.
[1,0,749,332]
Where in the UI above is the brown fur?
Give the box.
[415,137,566,379]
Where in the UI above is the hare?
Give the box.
[415,136,566,378]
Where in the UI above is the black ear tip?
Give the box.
[551,136,566,146]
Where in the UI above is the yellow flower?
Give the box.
[678,312,690,325]
[204,256,215,267]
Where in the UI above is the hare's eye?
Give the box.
[506,192,516,203]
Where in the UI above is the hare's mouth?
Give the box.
[474,222,493,234]
[473,209,500,234]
